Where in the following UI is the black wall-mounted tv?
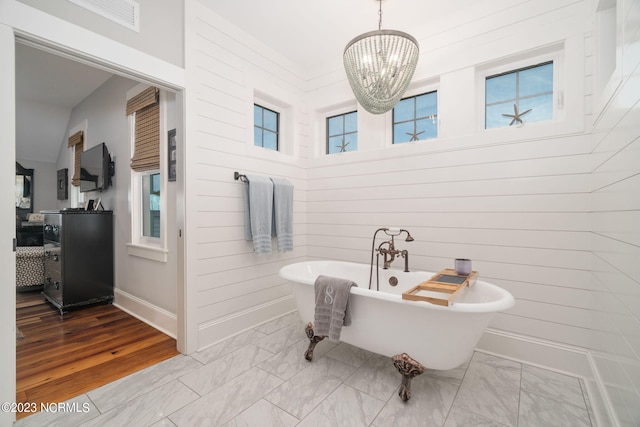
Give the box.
[80,142,113,193]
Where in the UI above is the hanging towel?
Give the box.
[242,175,273,254]
[314,275,357,342]
[270,177,294,252]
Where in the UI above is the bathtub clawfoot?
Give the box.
[392,353,425,402]
[304,322,325,361]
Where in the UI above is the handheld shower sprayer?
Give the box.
[402,229,414,242]
[381,227,414,242]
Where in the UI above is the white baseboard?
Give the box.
[477,328,615,427]
[113,288,177,339]
[197,295,297,351]
[477,328,593,377]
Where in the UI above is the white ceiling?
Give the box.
[15,43,113,163]
[201,0,490,75]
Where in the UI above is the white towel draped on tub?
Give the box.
[242,174,294,254]
[242,175,274,254]
[314,275,357,341]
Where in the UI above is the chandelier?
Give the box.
[343,1,420,114]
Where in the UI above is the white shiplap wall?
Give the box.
[184,2,307,351]
[589,0,640,424]
[184,0,637,424]
[306,0,593,354]
[185,0,596,356]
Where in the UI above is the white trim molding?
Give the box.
[477,328,615,427]
[197,295,297,352]
[113,288,177,338]
[126,243,168,262]
[0,1,184,90]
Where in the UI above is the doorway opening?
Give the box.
[13,37,185,420]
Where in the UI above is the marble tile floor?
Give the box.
[15,312,596,427]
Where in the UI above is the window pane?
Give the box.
[393,91,438,143]
[415,92,437,119]
[326,111,358,154]
[520,63,553,98]
[151,173,160,192]
[328,134,358,154]
[263,131,278,150]
[393,122,414,144]
[328,136,344,154]
[346,133,358,152]
[328,116,344,136]
[254,127,262,147]
[520,94,553,122]
[253,105,262,126]
[415,118,437,140]
[485,101,514,129]
[485,62,554,129]
[394,98,414,122]
[263,109,278,132]
[254,104,279,151]
[344,112,357,133]
[486,73,516,104]
[142,173,160,238]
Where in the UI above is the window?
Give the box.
[327,111,357,154]
[128,86,161,242]
[485,61,553,129]
[254,104,279,150]
[392,91,438,144]
[126,84,167,262]
[142,172,160,238]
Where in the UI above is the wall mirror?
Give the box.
[16,162,34,221]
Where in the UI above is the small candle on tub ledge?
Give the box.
[455,259,472,276]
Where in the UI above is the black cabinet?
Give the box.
[43,210,114,314]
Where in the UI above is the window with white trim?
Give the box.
[485,61,554,129]
[254,104,279,151]
[126,84,167,262]
[392,91,438,144]
[327,111,357,154]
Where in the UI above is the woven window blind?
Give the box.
[67,130,84,187]
[128,87,160,171]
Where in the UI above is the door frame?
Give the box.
[0,4,188,423]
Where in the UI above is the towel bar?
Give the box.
[233,171,248,182]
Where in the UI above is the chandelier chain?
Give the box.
[378,0,383,30]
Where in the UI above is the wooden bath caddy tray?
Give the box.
[402,269,478,306]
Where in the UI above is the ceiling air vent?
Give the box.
[68,0,140,32]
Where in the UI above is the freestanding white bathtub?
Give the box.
[279,260,515,372]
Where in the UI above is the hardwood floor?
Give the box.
[15,291,179,420]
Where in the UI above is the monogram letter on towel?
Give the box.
[314,275,357,341]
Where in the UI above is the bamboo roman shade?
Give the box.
[127,87,160,171]
[67,130,84,187]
